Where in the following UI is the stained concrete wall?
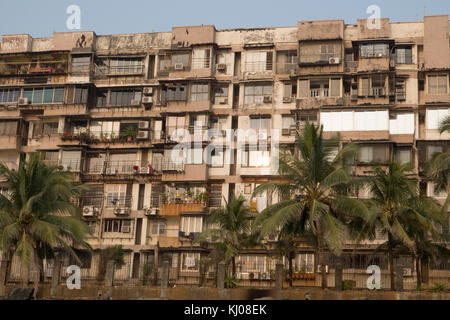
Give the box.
[424,15,450,69]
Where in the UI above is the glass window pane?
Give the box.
[33,88,43,104]
[43,88,54,103]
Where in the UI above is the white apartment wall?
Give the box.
[389,113,415,134]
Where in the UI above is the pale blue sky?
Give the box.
[0,0,449,38]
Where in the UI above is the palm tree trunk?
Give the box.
[415,256,421,288]
[387,233,395,291]
[288,252,293,287]
[33,251,42,300]
[21,259,30,287]
[316,221,327,289]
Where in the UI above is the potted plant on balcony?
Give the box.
[160,193,168,205]
[185,189,193,203]
[120,126,137,142]
[200,192,208,205]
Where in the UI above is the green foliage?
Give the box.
[142,262,153,285]
[97,245,125,281]
[0,153,91,283]
[342,280,355,291]
[225,274,239,288]
[120,126,138,139]
[431,282,447,292]
[416,285,425,291]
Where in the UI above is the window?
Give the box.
[282,115,295,130]
[105,184,129,207]
[87,221,97,235]
[395,148,411,164]
[320,110,388,132]
[109,58,143,74]
[276,51,297,74]
[192,49,211,69]
[283,81,297,98]
[426,109,449,130]
[109,88,142,106]
[428,182,447,199]
[250,116,270,130]
[109,153,136,173]
[23,87,64,104]
[358,145,387,163]
[71,55,90,72]
[0,121,17,136]
[330,78,341,97]
[242,146,270,167]
[360,43,389,58]
[309,79,329,97]
[60,150,81,171]
[428,75,447,95]
[181,252,200,272]
[186,147,203,165]
[43,122,59,136]
[167,116,186,137]
[244,51,273,72]
[181,216,203,233]
[209,148,224,167]
[150,221,166,236]
[74,86,89,104]
[89,121,120,138]
[299,43,338,64]
[427,145,443,160]
[389,113,414,134]
[244,84,272,105]
[238,255,268,273]
[0,88,20,103]
[171,53,190,67]
[103,219,131,233]
[82,184,104,207]
[161,83,187,102]
[396,79,406,100]
[294,253,314,273]
[190,83,209,101]
[95,89,107,107]
[395,47,412,64]
[213,85,228,104]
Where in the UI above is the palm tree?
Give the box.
[0,154,91,296]
[438,116,450,134]
[358,161,427,290]
[253,123,368,288]
[194,195,253,276]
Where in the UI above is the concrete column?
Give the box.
[395,265,404,292]
[0,257,9,298]
[275,262,283,300]
[104,260,115,299]
[217,262,225,290]
[160,260,169,299]
[50,260,62,298]
[335,262,343,291]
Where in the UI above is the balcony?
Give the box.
[83,160,160,177]
[0,60,68,76]
[94,62,144,77]
[276,63,297,75]
[159,203,206,216]
[343,61,358,73]
[162,162,208,182]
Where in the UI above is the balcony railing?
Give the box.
[244,61,271,72]
[310,89,329,98]
[85,161,159,175]
[94,63,144,76]
[0,60,68,75]
[299,54,341,65]
[162,159,185,172]
[191,57,211,69]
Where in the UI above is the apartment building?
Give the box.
[0,16,449,281]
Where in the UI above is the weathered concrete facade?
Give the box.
[0,16,449,284]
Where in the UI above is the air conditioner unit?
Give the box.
[263,96,272,103]
[217,97,228,104]
[282,97,292,103]
[260,272,269,280]
[130,99,141,106]
[138,121,149,129]
[143,87,154,96]
[282,128,291,136]
[403,268,412,277]
[240,273,250,280]
[122,226,131,233]
[139,166,149,174]
[82,205,95,217]
[18,97,29,105]
[142,96,153,105]
[137,131,149,139]
[329,57,340,64]
[146,208,158,216]
[258,131,268,140]
[174,63,184,70]
[114,207,130,216]
[316,265,329,273]
[249,272,259,280]
[105,167,113,175]
[216,63,226,71]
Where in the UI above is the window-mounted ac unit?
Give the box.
[282,128,291,136]
[82,205,98,217]
[282,97,292,103]
[174,63,184,70]
[137,131,149,139]
[138,121,149,129]
[316,265,329,273]
[139,166,149,174]
[130,99,141,106]
[18,97,29,105]
[249,272,259,280]
[329,57,340,65]
[240,272,250,280]
[263,96,272,103]
[114,207,130,216]
[260,272,270,280]
[143,87,154,96]
[235,272,243,280]
[142,96,153,105]
[216,63,226,71]
[122,226,131,233]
